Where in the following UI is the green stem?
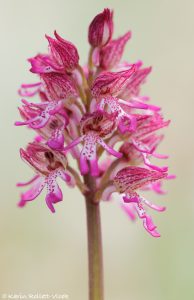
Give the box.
[84,174,104,300]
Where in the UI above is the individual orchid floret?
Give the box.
[15,100,68,151]
[28,53,63,74]
[129,136,168,172]
[88,8,113,47]
[46,31,79,72]
[114,166,168,237]
[91,66,159,132]
[92,65,159,112]
[63,111,122,176]
[92,66,136,98]
[41,72,78,101]
[117,111,169,136]
[99,96,139,132]
[15,99,64,129]
[121,174,175,231]
[133,112,170,140]
[120,65,152,99]
[17,142,75,213]
[99,31,131,70]
[40,117,67,151]
[117,113,170,171]
[40,115,68,151]
[119,135,166,170]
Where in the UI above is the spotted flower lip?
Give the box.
[63,111,122,176]
[47,127,65,150]
[46,31,79,72]
[17,168,73,213]
[88,8,113,47]
[17,142,74,213]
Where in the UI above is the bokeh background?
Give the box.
[0,0,194,299]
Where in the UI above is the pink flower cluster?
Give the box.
[16,8,174,237]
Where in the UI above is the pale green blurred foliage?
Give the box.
[0,0,194,299]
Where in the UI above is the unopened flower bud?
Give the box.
[88,8,113,47]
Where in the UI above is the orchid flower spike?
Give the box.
[16,8,174,239]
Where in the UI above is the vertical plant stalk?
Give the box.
[84,174,104,300]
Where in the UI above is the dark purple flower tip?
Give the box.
[88,8,114,47]
[46,31,79,72]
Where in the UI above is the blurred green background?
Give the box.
[0,0,194,299]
